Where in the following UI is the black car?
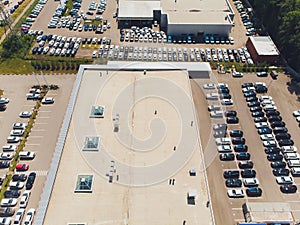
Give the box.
[241,169,256,178]
[234,144,248,152]
[273,127,288,134]
[225,178,242,187]
[242,83,253,88]
[219,93,231,99]
[248,101,260,107]
[225,110,237,117]
[238,160,253,169]
[278,139,294,147]
[0,161,10,169]
[230,130,243,137]
[12,174,27,181]
[227,117,239,124]
[250,106,262,112]
[244,91,256,98]
[32,47,38,54]
[271,121,286,128]
[255,86,268,93]
[246,96,258,102]
[273,168,290,176]
[267,154,283,161]
[223,170,240,179]
[275,133,291,140]
[246,187,262,197]
[280,184,297,193]
[232,137,245,145]
[218,88,230,94]
[0,207,15,217]
[4,190,20,198]
[266,110,280,117]
[219,153,235,161]
[254,117,267,123]
[271,161,286,168]
[258,127,272,134]
[25,172,36,190]
[265,147,281,154]
[236,152,251,160]
[268,116,282,122]
[252,111,266,118]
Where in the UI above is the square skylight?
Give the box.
[89,106,105,118]
[83,136,99,151]
[74,175,94,193]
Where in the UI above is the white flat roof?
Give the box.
[118,0,160,19]
[250,36,280,56]
[162,0,233,25]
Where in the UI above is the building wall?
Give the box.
[167,23,232,36]
[246,38,279,63]
[246,39,259,61]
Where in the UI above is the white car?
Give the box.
[26,93,39,100]
[263,105,277,110]
[259,96,272,102]
[284,153,300,160]
[281,146,297,153]
[296,117,300,123]
[0,217,11,225]
[0,98,9,104]
[0,153,13,160]
[1,198,18,207]
[255,122,268,128]
[263,140,277,147]
[227,189,244,198]
[221,99,233,105]
[19,151,35,160]
[232,72,243,77]
[293,110,300,117]
[215,138,231,145]
[13,208,25,225]
[254,82,266,87]
[260,134,275,141]
[203,84,216,90]
[217,145,232,152]
[242,87,255,93]
[24,208,35,225]
[276,176,294,184]
[7,136,21,143]
[20,191,31,208]
[243,178,259,187]
[261,100,275,106]
[2,145,17,151]
[10,130,24,137]
[206,93,219,100]
[13,123,27,130]
[9,181,24,189]
[216,83,228,88]
[19,111,32,118]
[41,97,54,104]
[92,50,97,58]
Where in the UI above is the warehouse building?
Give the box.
[246,36,280,63]
[117,0,235,36]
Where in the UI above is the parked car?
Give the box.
[273,168,290,176]
[254,117,267,123]
[0,217,11,225]
[243,178,259,187]
[13,208,25,225]
[276,176,294,184]
[1,198,18,207]
[12,174,27,181]
[227,189,244,198]
[26,172,36,190]
[0,161,10,169]
[278,139,294,147]
[246,187,262,197]
[248,101,260,107]
[224,110,237,117]
[267,154,283,161]
[3,190,20,198]
[225,178,242,187]
[258,127,272,135]
[0,207,15,217]
[23,208,35,225]
[232,137,245,145]
[19,111,32,118]
[275,133,291,140]
[217,145,232,152]
[236,152,250,160]
[238,160,253,169]
[265,147,281,154]
[263,140,277,147]
[223,170,239,179]
[41,97,54,104]
[271,161,286,168]
[234,145,248,152]
[241,169,256,178]
[20,191,31,208]
[230,130,243,137]
[255,122,268,129]
[252,111,264,117]
[268,116,282,122]
[271,121,285,128]
[273,127,288,134]
[260,134,275,141]
[9,181,24,190]
[16,164,29,171]
[227,116,239,124]
[220,153,235,161]
[280,184,297,193]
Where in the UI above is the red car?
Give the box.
[16,164,29,171]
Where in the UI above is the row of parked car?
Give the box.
[32,34,81,57]
[203,83,262,198]
[242,83,298,194]
[48,0,68,28]
[21,0,47,33]
[233,0,256,36]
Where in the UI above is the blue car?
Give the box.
[258,127,272,135]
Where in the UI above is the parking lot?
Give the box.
[191,72,300,224]
[0,74,75,223]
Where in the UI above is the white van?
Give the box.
[287,159,300,168]
[291,168,300,176]
[284,153,300,160]
[19,151,35,160]
[210,110,223,118]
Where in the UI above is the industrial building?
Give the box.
[246,36,280,63]
[117,0,235,36]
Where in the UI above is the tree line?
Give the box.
[249,0,300,72]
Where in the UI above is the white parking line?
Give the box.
[35,122,48,125]
[232,208,240,211]
[39,111,52,113]
[38,116,50,119]
[29,136,43,138]
[31,129,46,132]
[25,143,40,146]
[24,104,35,107]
